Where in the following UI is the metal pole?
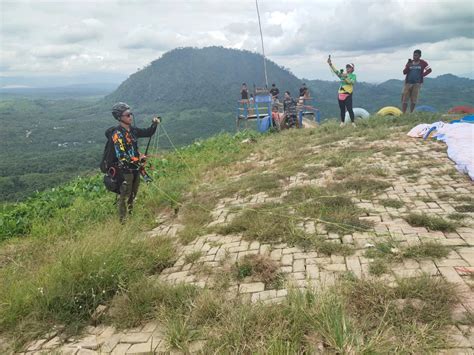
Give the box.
[255,0,268,89]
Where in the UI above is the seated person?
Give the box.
[271,105,284,129]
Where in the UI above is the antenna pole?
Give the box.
[255,0,268,89]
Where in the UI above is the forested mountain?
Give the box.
[2,46,473,201]
[105,46,301,113]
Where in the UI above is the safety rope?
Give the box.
[145,121,374,234]
[255,0,268,88]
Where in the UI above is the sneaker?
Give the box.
[352,122,357,127]
[339,122,345,127]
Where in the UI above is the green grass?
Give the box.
[402,242,451,259]
[366,239,451,276]
[0,228,176,347]
[404,213,457,232]
[399,167,419,176]
[110,276,459,353]
[216,203,354,254]
[233,254,284,288]
[2,113,459,351]
[454,204,474,213]
[447,213,468,221]
[380,199,404,209]
[0,131,259,350]
[184,251,203,264]
[216,171,285,199]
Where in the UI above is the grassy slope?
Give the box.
[0,114,468,353]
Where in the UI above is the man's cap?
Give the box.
[112,102,131,120]
[346,63,355,69]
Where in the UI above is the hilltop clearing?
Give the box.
[1,114,473,354]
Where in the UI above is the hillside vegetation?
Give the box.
[1,113,473,353]
[2,46,473,202]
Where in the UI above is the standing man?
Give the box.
[111,102,160,223]
[402,49,432,113]
[270,83,280,102]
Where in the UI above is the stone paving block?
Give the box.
[249,241,260,250]
[26,339,48,352]
[315,257,331,265]
[293,259,305,272]
[436,259,469,267]
[418,260,439,276]
[252,290,277,302]
[282,247,300,254]
[228,245,248,253]
[126,340,156,354]
[393,268,423,278]
[403,259,419,269]
[346,256,362,278]
[291,272,306,280]
[100,333,123,353]
[239,282,265,293]
[342,235,353,244]
[324,263,347,272]
[259,244,271,254]
[238,250,259,259]
[270,249,282,260]
[306,265,319,279]
[77,349,98,355]
[320,272,336,286]
[438,266,466,285]
[331,255,344,264]
[207,247,219,255]
[447,325,471,348]
[112,343,131,355]
[75,335,101,350]
[280,266,292,273]
[435,238,467,246]
[120,333,151,344]
[281,254,293,266]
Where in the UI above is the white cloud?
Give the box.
[56,18,105,43]
[0,0,472,83]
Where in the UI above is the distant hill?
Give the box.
[0,83,119,99]
[105,46,302,113]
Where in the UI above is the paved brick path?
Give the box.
[19,135,473,354]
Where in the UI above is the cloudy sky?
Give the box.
[1,0,473,87]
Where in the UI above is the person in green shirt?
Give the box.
[327,56,357,127]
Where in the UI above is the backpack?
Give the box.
[100,126,123,194]
[100,126,119,173]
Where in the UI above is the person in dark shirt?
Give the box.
[283,91,300,128]
[270,83,280,102]
[401,49,432,113]
[299,83,308,98]
[111,102,160,222]
[241,83,249,101]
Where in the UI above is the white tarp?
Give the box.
[408,122,474,180]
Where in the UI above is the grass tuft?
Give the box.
[404,213,457,232]
[380,199,404,209]
[233,254,284,288]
